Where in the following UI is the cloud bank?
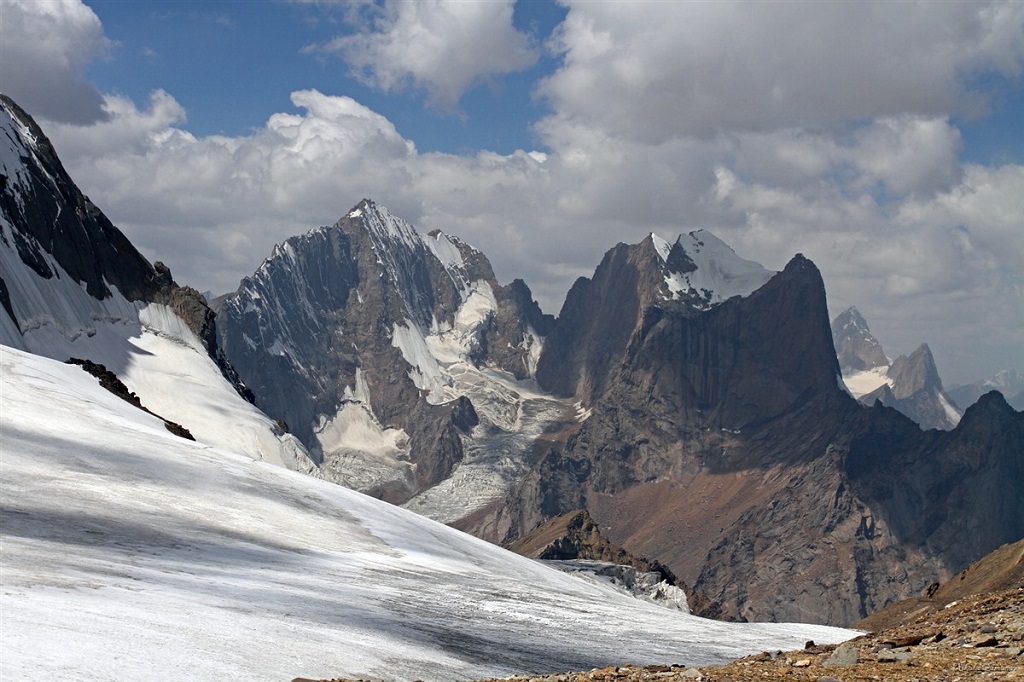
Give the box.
[0,0,111,124]
[7,0,1024,385]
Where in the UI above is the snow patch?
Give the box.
[841,366,893,399]
[392,320,449,403]
[938,391,962,426]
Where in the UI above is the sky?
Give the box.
[1,0,1022,386]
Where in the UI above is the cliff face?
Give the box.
[471,237,1024,627]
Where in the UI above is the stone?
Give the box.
[824,642,859,666]
[877,649,914,664]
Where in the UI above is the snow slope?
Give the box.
[0,217,313,472]
[0,346,856,681]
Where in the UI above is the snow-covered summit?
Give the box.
[651,230,775,308]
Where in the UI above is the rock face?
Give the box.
[857,537,1024,632]
[215,200,555,503]
[467,236,1024,627]
[832,306,889,373]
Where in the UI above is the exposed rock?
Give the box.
[216,199,553,503]
[860,343,961,430]
[823,642,859,666]
[831,306,888,373]
[507,509,681,588]
[491,240,1023,626]
[66,358,194,440]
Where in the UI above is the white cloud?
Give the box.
[306,0,537,111]
[22,0,1024,386]
[537,1,1024,142]
[0,0,111,124]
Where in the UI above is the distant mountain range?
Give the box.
[2,93,1021,631]
[831,306,962,430]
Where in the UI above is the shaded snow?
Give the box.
[0,347,857,682]
[841,367,893,399]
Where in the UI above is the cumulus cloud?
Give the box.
[306,0,537,111]
[0,0,111,124]
[537,0,1024,142]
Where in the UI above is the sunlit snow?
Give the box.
[652,230,775,308]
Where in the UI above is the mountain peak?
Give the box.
[648,229,774,308]
[832,306,888,374]
[889,343,943,398]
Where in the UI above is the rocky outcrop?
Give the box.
[508,509,678,584]
[66,358,195,440]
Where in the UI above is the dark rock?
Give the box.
[66,358,194,441]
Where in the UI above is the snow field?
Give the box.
[1,346,857,682]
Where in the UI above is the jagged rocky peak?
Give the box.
[216,198,556,505]
[832,306,889,373]
[888,343,943,399]
[859,342,962,431]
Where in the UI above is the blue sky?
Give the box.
[2,0,1022,384]
[83,0,567,153]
